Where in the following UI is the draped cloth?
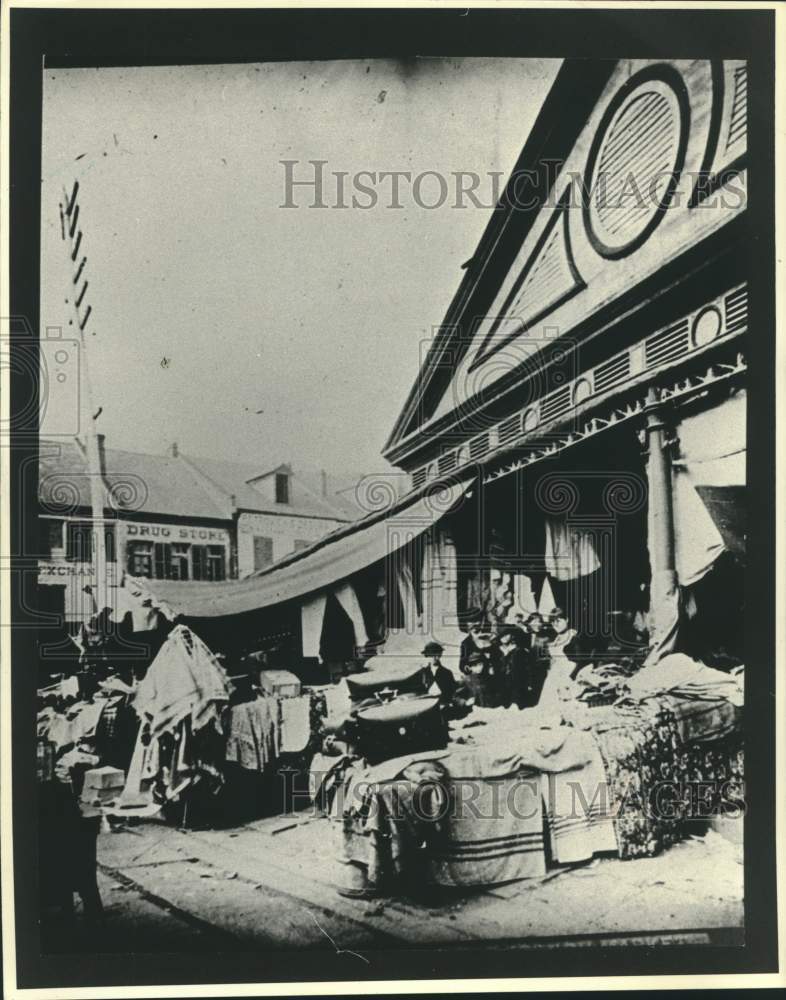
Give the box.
[420,529,461,649]
[544,518,601,582]
[541,741,618,864]
[300,582,369,658]
[394,554,419,634]
[335,725,616,889]
[334,582,370,649]
[671,390,746,587]
[224,697,280,771]
[301,592,328,659]
[131,625,230,739]
[280,695,312,754]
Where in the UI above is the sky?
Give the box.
[41,58,560,479]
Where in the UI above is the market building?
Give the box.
[380,55,748,665]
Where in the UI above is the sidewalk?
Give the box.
[74,813,745,954]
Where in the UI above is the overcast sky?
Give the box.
[41,58,559,478]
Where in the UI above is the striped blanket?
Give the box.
[541,741,618,865]
[428,766,546,887]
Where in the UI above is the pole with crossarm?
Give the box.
[59,180,109,623]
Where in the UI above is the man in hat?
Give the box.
[420,641,458,705]
[462,650,500,708]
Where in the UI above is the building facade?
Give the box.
[382,58,748,659]
[37,440,349,626]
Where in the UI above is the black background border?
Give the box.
[8,5,777,990]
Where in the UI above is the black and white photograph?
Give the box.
[1,2,782,995]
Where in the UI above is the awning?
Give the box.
[127,477,472,620]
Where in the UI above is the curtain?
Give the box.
[420,528,461,647]
[333,582,370,649]
[544,517,601,581]
[671,390,746,587]
[301,592,328,659]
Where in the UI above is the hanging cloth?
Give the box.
[395,555,419,634]
[544,518,601,581]
[421,529,460,647]
[280,695,312,754]
[538,576,557,617]
[301,592,328,659]
[333,581,370,649]
[670,390,746,586]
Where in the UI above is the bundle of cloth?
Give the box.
[572,663,635,706]
[117,626,231,815]
[624,653,744,707]
[578,696,744,860]
[332,716,618,896]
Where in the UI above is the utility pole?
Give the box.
[59,181,109,622]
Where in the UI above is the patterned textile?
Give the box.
[594,703,744,860]
[660,694,741,744]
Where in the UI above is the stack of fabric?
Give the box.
[572,663,633,707]
[334,721,619,894]
[625,653,744,707]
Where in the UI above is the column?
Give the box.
[643,386,679,662]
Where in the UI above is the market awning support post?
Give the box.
[643,386,679,662]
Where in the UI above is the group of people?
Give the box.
[420,607,581,714]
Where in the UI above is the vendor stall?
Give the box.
[311,653,743,899]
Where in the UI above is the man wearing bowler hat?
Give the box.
[420,641,459,705]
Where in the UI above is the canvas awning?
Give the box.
[126,477,472,620]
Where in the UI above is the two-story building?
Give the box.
[37,438,350,632]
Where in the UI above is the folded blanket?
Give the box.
[541,739,618,864]
[428,771,546,887]
[626,653,743,707]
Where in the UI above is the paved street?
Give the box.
[45,814,744,957]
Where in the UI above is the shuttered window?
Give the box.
[253,535,274,571]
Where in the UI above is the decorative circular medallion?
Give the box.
[583,67,690,260]
[573,378,592,405]
[692,305,722,348]
[523,407,539,433]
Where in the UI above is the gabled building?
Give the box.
[175,452,349,577]
[37,438,351,628]
[382,57,748,659]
